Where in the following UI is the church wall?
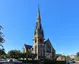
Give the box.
[44,41,55,60]
[32,7,56,60]
[45,52,53,59]
[45,44,53,59]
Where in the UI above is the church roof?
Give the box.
[24,44,32,49]
[44,39,50,44]
[44,39,56,52]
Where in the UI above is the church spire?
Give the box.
[36,5,42,29]
[33,5,45,60]
[34,6,44,36]
[37,5,41,22]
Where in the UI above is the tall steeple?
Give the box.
[33,6,45,60]
[37,5,41,22]
[36,5,41,29]
[34,6,44,36]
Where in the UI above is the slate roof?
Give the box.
[24,44,32,49]
[44,39,50,44]
[44,39,55,52]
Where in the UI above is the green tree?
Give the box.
[76,52,79,56]
[0,25,5,59]
[66,56,71,60]
[0,25,5,43]
[75,56,79,61]
[7,50,21,59]
[0,49,6,59]
[22,47,33,60]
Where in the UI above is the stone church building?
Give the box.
[23,7,56,60]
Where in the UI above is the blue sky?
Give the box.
[0,0,79,55]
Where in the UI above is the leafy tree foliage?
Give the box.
[0,49,5,55]
[0,25,5,43]
[76,52,79,56]
[66,56,71,60]
[0,25,6,59]
[7,50,21,59]
[75,56,79,61]
[0,48,6,59]
[75,52,79,61]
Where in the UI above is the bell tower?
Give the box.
[33,6,44,60]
